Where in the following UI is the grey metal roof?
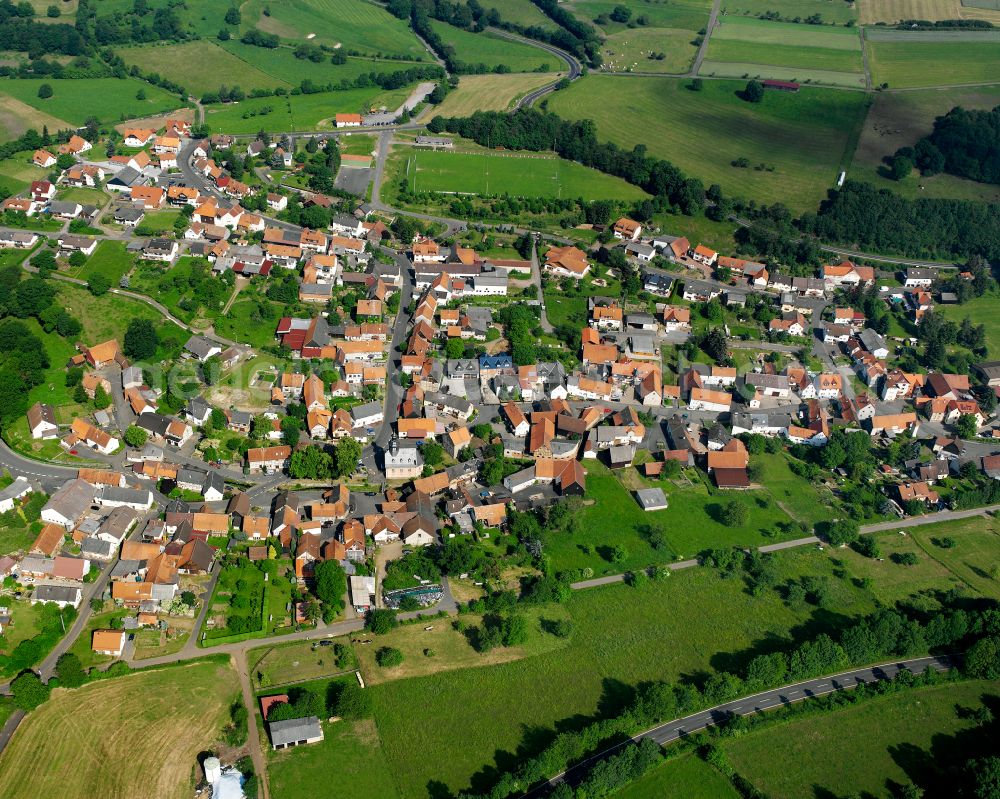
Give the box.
[269,717,322,747]
[636,487,668,509]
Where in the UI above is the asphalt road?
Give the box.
[527,655,958,797]
[485,29,582,107]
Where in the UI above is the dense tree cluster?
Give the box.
[899,105,1000,185]
[0,0,86,57]
[802,181,1000,262]
[74,0,188,47]
[431,108,707,214]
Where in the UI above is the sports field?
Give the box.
[705,16,864,85]
[850,85,1000,203]
[116,41,288,96]
[866,30,1000,87]
[724,680,1000,798]
[203,86,411,134]
[428,20,559,72]
[241,0,428,59]
[547,74,869,211]
[397,146,650,200]
[0,660,236,799]
[0,78,183,127]
[427,73,561,117]
[599,27,701,73]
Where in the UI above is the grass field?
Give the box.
[850,85,1000,203]
[396,146,650,200]
[0,94,71,145]
[725,680,1000,798]
[242,0,428,59]
[723,0,858,22]
[427,73,561,117]
[866,32,1000,87]
[599,27,701,73]
[542,459,826,575]
[203,86,409,134]
[369,548,878,797]
[218,41,420,86]
[71,240,133,285]
[0,660,236,799]
[0,151,49,194]
[547,74,869,211]
[939,291,1000,357]
[0,78,183,127]
[474,0,559,28]
[567,0,714,32]
[428,20,559,72]
[705,16,864,84]
[116,41,288,96]
[269,715,402,799]
[617,751,741,798]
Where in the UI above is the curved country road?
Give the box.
[523,655,958,797]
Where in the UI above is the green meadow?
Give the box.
[428,20,559,72]
[0,78,183,126]
[547,74,869,211]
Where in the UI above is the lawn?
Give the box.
[428,20,559,72]
[0,78,184,127]
[427,73,562,117]
[398,146,650,200]
[71,240,133,285]
[598,27,701,73]
[134,209,181,236]
[615,751,741,799]
[249,638,357,689]
[849,85,1000,204]
[116,41,288,96]
[56,186,107,207]
[0,660,237,799]
[547,74,869,212]
[866,30,1000,88]
[368,548,877,798]
[202,86,411,134]
[543,461,812,575]
[268,716,402,799]
[0,152,46,194]
[241,0,429,59]
[939,291,1000,357]
[724,680,1000,798]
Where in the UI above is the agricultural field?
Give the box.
[116,41,288,96]
[240,0,429,59]
[705,16,865,86]
[0,94,71,146]
[865,28,1000,87]
[391,145,650,201]
[849,85,1000,203]
[547,74,869,211]
[427,73,561,117]
[724,680,1000,797]
[69,240,133,285]
[202,86,410,134]
[428,20,560,72]
[858,0,1000,23]
[721,0,858,23]
[0,660,237,799]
